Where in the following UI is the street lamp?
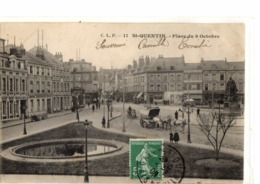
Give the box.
[22,103,27,135]
[122,85,126,132]
[187,103,191,143]
[212,86,215,110]
[83,120,91,183]
[106,99,111,128]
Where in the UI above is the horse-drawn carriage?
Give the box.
[140,107,187,130]
[140,107,161,128]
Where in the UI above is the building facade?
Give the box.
[69,59,98,104]
[28,48,72,113]
[122,55,245,106]
[0,39,28,122]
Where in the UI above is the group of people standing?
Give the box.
[169,107,201,144]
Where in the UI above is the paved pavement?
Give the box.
[1,102,243,157]
[0,174,243,183]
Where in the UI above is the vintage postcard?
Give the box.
[0,22,246,183]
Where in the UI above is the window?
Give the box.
[203,74,208,80]
[10,78,13,92]
[212,74,216,80]
[17,62,21,69]
[36,67,39,75]
[42,81,45,93]
[197,84,201,90]
[157,66,161,70]
[163,83,168,91]
[149,84,154,92]
[2,78,6,92]
[212,83,216,90]
[47,68,50,76]
[170,84,175,91]
[76,75,81,81]
[53,82,56,92]
[149,74,154,81]
[37,81,40,93]
[30,100,33,112]
[3,101,6,115]
[42,67,44,75]
[170,66,175,70]
[176,74,181,81]
[157,84,161,91]
[204,84,208,91]
[219,83,225,90]
[220,74,224,81]
[156,74,161,81]
[21,80,25,92]
[30,66,33,74]
[42,99,45,111]
[37,99,40,111]
[163,75,168,82]
[177,83,182,91]
[15,79,18,92]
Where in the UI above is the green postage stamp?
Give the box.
[130,139,163,180]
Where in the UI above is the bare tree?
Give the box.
[197,112,236,160]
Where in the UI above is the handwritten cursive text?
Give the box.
[96,39,126,50]
[178,38,211,49]
[138,37,169,49]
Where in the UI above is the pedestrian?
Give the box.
[102,116,106,128]
[173,130,180,144]
[88,102,90,108]
[197,108,200,117]
[96,103,98,110]
[76,109,79,122]
[181,119,187,133]
[169,131,174,143]
[175,110,178,120]
[92,104,95,112]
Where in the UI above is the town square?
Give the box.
[0,23,244,183]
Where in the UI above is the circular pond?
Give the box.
[1,138,128,163]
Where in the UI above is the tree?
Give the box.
[197,112,236,160]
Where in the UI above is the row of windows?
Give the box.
[53,82,70,92]
[53,97,70,107]
[2,100,20,117]
[1,59,26,70]
[74,74,98,81]
[29,65,51,76]
[125,72,244,85]
[1,77,26,92]
[30,99,47,112]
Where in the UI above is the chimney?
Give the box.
[139,56,145,67]
[133,59,137,68]
[145,55,150,65]
[127,64,131,70]
[0,38,5,53]
[201,58,204,63]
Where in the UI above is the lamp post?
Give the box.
[122,85,126,132]
[187,103,191,143]
[212,87,215,110]
[83,120,90,183]
[107,99,110,128]
[22,103,27,135]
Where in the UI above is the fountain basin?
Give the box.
[1,138,128,163]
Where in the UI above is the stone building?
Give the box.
[69,59,98,105]
[28,47,72,112]
[0,39,28,122]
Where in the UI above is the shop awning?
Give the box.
[136,92,143,98]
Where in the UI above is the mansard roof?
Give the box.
[147,56,185,72]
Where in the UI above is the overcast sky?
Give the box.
[0,23,244,69]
